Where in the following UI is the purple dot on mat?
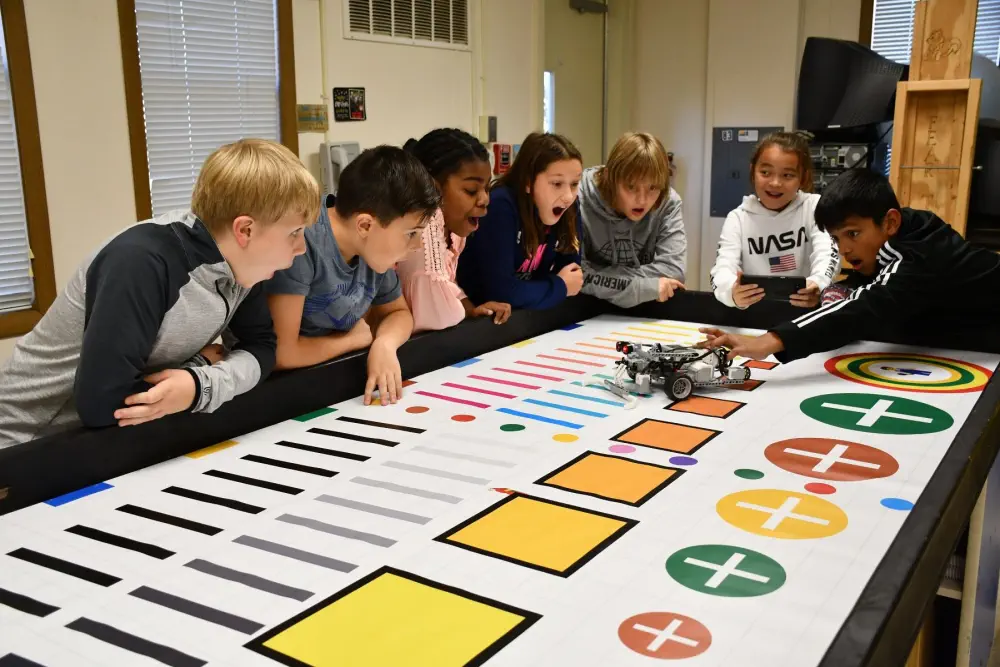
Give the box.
[609,444,636,454]
[669,456,698,466]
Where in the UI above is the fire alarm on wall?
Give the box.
[492,143,512,175]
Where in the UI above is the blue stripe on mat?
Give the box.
[46,482,113,507]
[496,408,584,429]
[547,389,624,407]
[522,399,608,418]
[451,358,482,368]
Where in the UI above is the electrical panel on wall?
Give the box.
[709,126,783,217]
[320,142,361,196]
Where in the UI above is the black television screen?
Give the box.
[797,37,908,131]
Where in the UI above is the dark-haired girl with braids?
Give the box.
[397,128,511,332]
[456,132,584,310]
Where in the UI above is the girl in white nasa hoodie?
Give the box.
[710,132,840,309]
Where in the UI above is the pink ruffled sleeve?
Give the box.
[396,209,467,332]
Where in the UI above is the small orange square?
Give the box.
[728,379,764,391]
[611,419,719,454]
[537,452,682,506]
[668,396,744,419]
[743,360,779,370]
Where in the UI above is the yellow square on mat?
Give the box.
[437,494,635,576]
[248,568,537,667]
[537,452,682,505]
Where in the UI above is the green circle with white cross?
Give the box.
[800,392,954,435]
[666,544,786,597]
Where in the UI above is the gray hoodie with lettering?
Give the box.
[579,166,687,308]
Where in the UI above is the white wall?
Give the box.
[0,0,136,362]
[545,0,605,166]
[634,0,709,289]
[633,0,862,289]
[296,0,543,180]
[481,0,544,145]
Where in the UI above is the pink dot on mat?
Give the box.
[406,406,429,414]
[452,414,476,422]
[609,445,636,454]
[805,482,836,495]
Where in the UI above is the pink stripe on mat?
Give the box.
[575,342,617,351]
[516,360,585,375]
[557,347,619,360]
[414,390,489,409]
[493,367,563,382]
[468,374,541,390]
[537,354,603,368]
[442,382,516,399]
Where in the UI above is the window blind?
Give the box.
[872,0,1000,65]
[0,8,35,314]
[134,0,281,216]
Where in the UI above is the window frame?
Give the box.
[117,0,299,222]
[0,0,56,339]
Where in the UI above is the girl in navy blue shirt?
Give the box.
[457,132,584,309]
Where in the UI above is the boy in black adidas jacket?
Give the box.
[699,169,1000,362]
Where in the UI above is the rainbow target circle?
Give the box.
[825,353,992,393]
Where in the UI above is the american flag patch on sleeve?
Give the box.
[769,254,796,273]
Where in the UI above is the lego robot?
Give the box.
[603,340,752,401]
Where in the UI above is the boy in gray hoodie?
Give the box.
[579,132,687,308]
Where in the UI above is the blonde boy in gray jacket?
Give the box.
[579,132,687,308]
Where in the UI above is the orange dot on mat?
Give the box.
[553,433,579,443]
[452,414,476,422]
[406,406,429,414]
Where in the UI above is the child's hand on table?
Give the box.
[558,263,583,296]
[365,338,403,406]
[470,301,512,324]
[116,369,197,426]
[657,277,685,302]
[697,328,784,361]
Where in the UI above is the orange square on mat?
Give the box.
[668,396,744,419]
[611,418,719,454]
[743,360,779,371]
[537,452,682,505]
[727,379,764,391]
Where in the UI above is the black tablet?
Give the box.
[741,275,807,301]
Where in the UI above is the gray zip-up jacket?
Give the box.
[579,166,687,307]
[0,210,276,449]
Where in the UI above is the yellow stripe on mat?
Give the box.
[186,440,239,459]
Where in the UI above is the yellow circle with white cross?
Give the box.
[717,489,848,539]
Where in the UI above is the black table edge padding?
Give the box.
[819,371,1000,667]
[2,289,1000,667]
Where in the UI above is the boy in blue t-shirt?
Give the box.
[266,145,440,405]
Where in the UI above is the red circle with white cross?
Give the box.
[618,611,712,659]
[765,438,899,482]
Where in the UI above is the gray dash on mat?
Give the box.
[276,514,396,547]
[184,559,313,601]
[381,461,490,485]
[412,445,516,468]
[129,586,263,634]
[232,535,357,573]
[315,495,431,524]
[349,477,463,503]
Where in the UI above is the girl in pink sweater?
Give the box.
[398,129,511,331]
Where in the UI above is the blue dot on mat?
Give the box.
[669,456,698,466]
[881,497,914,511]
